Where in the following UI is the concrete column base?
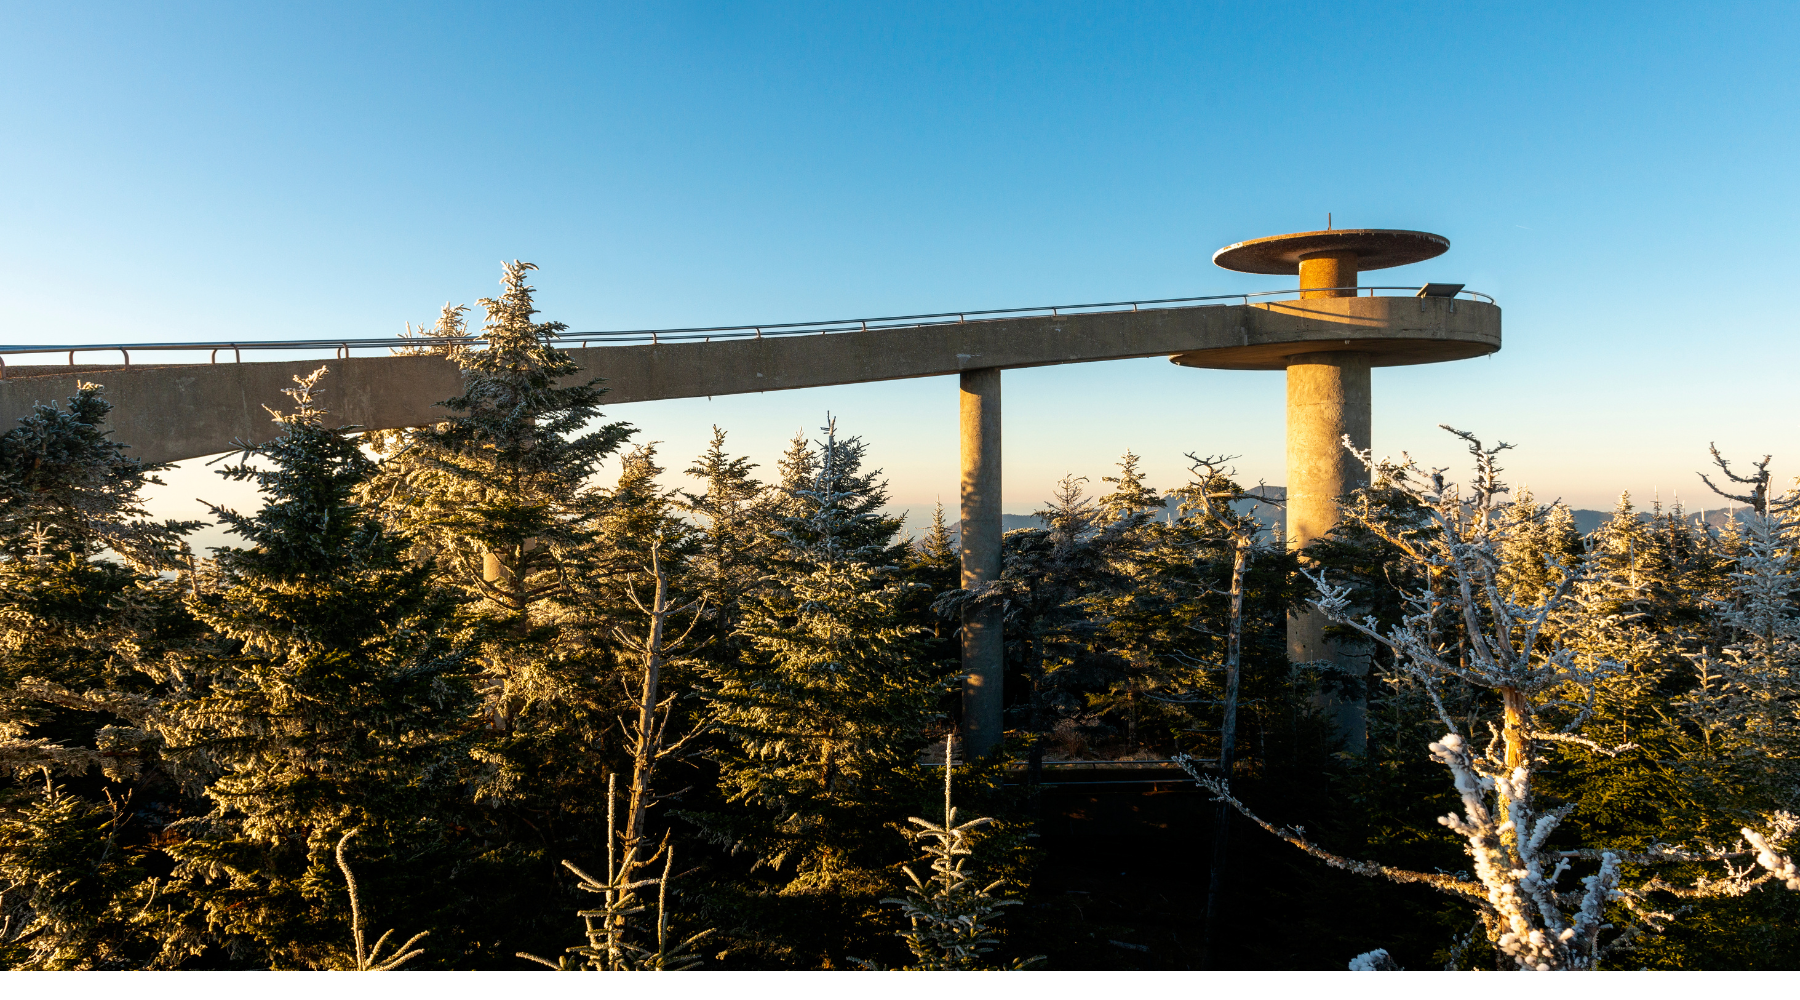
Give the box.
[959,368,1004,758]
[1285,352,1372,751]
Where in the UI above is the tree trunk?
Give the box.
[1500,686,1528,772]
[1026,641,1046,786]
[1202,536,1250,969]
[622,549,671,869]
[1499,685,1530,865]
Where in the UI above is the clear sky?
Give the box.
[4,2,1798,539]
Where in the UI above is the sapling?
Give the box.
[856,737,1040,970]
[330,829,428,971]
[518,774,712,971]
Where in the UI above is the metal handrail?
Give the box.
[0,285,1494,365]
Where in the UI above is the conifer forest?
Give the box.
[5,264,1800,972]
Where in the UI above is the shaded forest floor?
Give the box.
[1005,771,1459,971]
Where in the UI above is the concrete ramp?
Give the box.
[0,297,1497,465]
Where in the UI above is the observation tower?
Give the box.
[1177,228,1500,739]
[0,223,1500,758]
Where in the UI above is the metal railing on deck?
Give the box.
[0,285,1494,377]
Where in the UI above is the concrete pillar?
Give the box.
[959,368,1005,758]
[1298,252,1358,298]
[1285,352,1372,746]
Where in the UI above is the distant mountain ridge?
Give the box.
[936,489,1751,546]
[943,487,1286,543]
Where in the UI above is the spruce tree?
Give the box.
[355,264,660,965]
[0,384,204,969]
[936,474,1138,781]
[360,260,634,732]
[150,367,478,969]
[678,427,777,665]
[695,419,941,959]
[899,502,962,680]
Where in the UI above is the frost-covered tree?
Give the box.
[0,786,159,969]
[360,260,634,731]
[678,428,776,666]
[1496,486,1584,605]
[768,423,907,567]
[1185,427,1800,970]
[1677,498,1800,803]
[354,264,648,959]
[519,776,713,971]
[0,382,199,570]
[0,384,205,969]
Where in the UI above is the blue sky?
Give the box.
[4,2,1797,535]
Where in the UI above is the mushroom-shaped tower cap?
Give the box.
[1213,229,1449,275]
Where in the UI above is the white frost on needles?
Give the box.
[1744,814,1800,891]
[1182,428,1800,971]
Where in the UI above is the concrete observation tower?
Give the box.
[1176,228,1495,737]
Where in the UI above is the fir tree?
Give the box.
[899,502,962,682]
[0,786,158,969]
[695,418,941,958]
[679,427,777,664]
[0,385,205,969]
[856,738,1038,971]
[770,421,907,566]
[936,474,1138,782]
[1097,449,1161,527]
[150,367,479,969]
[360,260,634,731]
[911,502,959,585]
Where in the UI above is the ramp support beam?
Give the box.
[959,367,1004,758]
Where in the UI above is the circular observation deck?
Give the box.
[1168,293,1501,371]
[1178,227,1497,370]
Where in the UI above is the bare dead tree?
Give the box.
[1179,454,1282,968]
[610,535,710,883]
[1699,443,1775,516]
[1179,427,1800,970]
[515,535,715,971]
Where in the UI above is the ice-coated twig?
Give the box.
[335,829,428,971]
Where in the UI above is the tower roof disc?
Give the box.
[1213,229,1450,274]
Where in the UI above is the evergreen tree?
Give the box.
[937,475,1138,782]
[1082,453,1179,748]
[1096,449,1161,527]
[911,502,959,586]
[694,419,941,961]
[856,740,1038,971]
[771,422,907,566]
[149,367,479,969]
[678,427,776,665]
[899,502,962,688]
[360,260,634,731]
[0,384,204,969]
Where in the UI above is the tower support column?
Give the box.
[959,368,1004,758]
[1285,352,1372,744]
